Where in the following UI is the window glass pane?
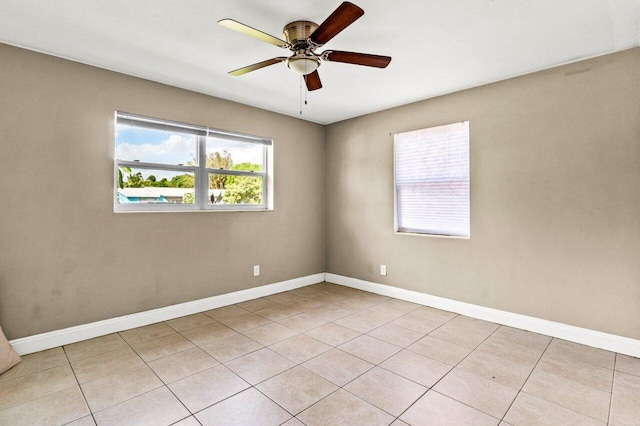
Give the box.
[206,137,264,172]
[209,173,263,205]
[395,121,470,237]
[115,124,197,166]
[116,167,195,204]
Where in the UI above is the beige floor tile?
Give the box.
[338,335,401,364]
[433,368,518,418]
[254,304,305,321]
[491,326,552,351]
[305,323,361,346]
[536,355,613,392]
[225,347,295,385]
[147,347,218,384]
[522,365,611,422]
[265,291,304,304]
[367,323,424,347]
[282,418,305,426]
[276,312,329,332]
[286,297,327,312]
[390,312,443,334]
[0,386,89,426]
[312,292,351,305]
[332,297,379,312]
[475,339,543,369]
[380,349,451,387]
[66,415,96,426]
[0,347,68,383]
[119,323,176,345]
[242,322,298,346]
[81,364,162,412]
[375,298,421,315]
[180,322,236,346]
[334,309,393,333]
[400,391,499,426]
[196,388,291,426]
[165,313,216,332]
[410,306,458,324]
[93,387,190,426]
[298,389,394,426]
[129,333,194,362]
[306,304,355,322]
[504,392,604,426]
[302,348,374,386]
[168,365,249,412]
[391,420,410,426]
[217,312,272,332]
[71,346,143,384]
[545,339,616,369]
[200,333,263,363]
[458,350,535,389]
[257,366,338,414]
[408,335,473,365]
[347,293,390,305]
[616,354,640,377]
[172,417,200,426]
[270,334,332,364]
[288,285,325,297]
[429,316,499,349]
[614,370,640,402]
[203,305,250,321]
[0,364,76,411]
[64,334,129,362]
[344,367,426,416]
[610,393,640,426]
[236,297,281,312]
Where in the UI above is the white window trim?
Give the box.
[114,112,273,212]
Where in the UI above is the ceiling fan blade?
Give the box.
[304,70,322,91]
[218,19,289,48]
[229,57,287,76]
[309,2,364,46]
[322,50,391,68]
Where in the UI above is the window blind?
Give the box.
[394,121,470,237]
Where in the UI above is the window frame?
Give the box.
[393,121,470,238]
[114,112,272,212]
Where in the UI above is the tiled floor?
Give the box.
[1,282,639,425]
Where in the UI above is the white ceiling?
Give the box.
[0,0,638,124]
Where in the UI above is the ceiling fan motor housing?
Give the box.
[284,21,321,75]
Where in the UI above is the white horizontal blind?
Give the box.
[394,121,470,237]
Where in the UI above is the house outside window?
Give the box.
[394,121,470,237]
[114,112,273,212]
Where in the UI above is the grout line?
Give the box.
[393,319,503,421]
[607,355,617,424]
[61,345,97,425]
[498,333,553,422]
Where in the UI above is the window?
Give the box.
[114,112,272,211]
[394,121,470,237]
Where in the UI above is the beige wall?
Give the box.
[326,48,640,340]
[0,44,326,339]
[1,42,638,343]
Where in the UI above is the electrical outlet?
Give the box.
[380,265,387,276]
[253,265,260,276]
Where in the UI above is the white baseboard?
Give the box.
[11,272,640,358]
[325,273,640,358]
[10,273,325,356]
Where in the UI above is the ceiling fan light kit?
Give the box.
[218,1,391,90]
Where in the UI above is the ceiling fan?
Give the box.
[218,2,391,91]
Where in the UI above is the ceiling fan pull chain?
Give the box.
[299,75,303,115]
